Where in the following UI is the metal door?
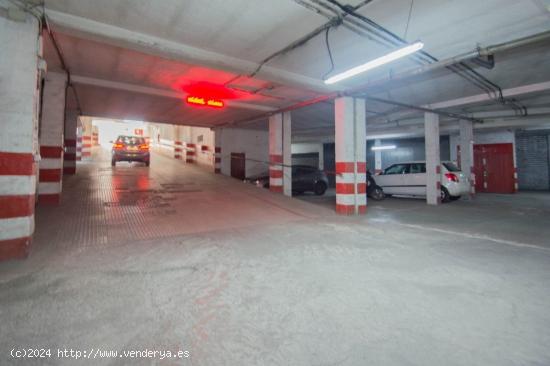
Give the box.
[473,143,514,193]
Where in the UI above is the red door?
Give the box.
[473,143,515,193]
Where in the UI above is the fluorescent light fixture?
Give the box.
[372,145,397,151]
[324,42,424,84]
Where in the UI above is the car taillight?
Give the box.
[113,143,124,149]
[139,144,149,151]
[445,173,459,182]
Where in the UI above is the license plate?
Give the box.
[128,146,138,151]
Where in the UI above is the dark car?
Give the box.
[111,135,150,167]
[246,165,329,195]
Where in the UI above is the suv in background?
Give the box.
[375,161,469,202]
[111,135,150,167]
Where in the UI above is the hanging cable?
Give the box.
[403,0,414,41]
[322,27,335,80]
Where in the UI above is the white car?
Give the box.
[375,161,470,202]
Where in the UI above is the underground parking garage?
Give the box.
[2,0,550,365]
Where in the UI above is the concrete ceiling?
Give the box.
[41,0,550,135]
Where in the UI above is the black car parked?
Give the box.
[246,165,329,195]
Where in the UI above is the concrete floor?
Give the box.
[1,149,550,366]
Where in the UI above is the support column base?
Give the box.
[336,204,367,215]
[39,194,61,205]
[0,236,31,261]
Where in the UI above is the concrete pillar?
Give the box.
[335,97,367,215]
[282,112,292,197]
[374,139,383,174]
[92,125,99,146]
[425,112,441,205]
[269,112,292,195]
[80,117,92,159]
[173,125,183,159]
[186,142,196,163]
[0,12,41,260]
[38,72,67,204]
[76,126,82,161]
[214,129,222,174]
[63,108,78,175]
[459,120,475,199]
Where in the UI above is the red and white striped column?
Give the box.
[425,112,441,205]
[268,112,292,195]
[92,126,99,146]
[81,117,92,160]
[76,127,82,161]
[186,143,196,163]
[174,141,183,159]
[214,129,222,174]
[374,139,383,174]
[63,109,78,175]
[1,12,41,260]
[459,119,475,199]
[38,72,67,204]
[335,97,367,215]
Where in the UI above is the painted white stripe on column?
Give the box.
[65,146,76,154]
[38,182,62,194]
[39,158,63,169]
[64,160,76,168]
[336,173,366,182]
[336,194,367,206]
[0,176,36,195]
[270,178,283,186]
[0,215,35,240]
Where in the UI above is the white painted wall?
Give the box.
[291,142,324,170]
[190,127,214,167]
[220,128,269,178]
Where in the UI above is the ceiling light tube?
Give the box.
[324,42,424,84]
[372,145,397,151]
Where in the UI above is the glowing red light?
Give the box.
[186,96,225,109]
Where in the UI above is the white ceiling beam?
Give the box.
[424,80,550,109]
[70,75,278,112]
[45,9,330,94]
[369,80,550,124]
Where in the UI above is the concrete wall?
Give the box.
[220,128,269,178]
[189,127,214,167]
[366,136,451,171]
[291,142,324,170]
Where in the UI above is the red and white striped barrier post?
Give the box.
[81,135,92,158]
[0,11,40,260]
[76,126,82,161]
[63,109,78,175]
[38,72,67,205]
[335,97,367,215]
[213,129,222,174]
[186,143,196,163]
[425,112,441,206]
[174,140,183,159]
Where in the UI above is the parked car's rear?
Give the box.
[111,135,150,166]
[375,161,469,202]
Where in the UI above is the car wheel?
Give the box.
[440,187,451,203]
[145,161,150,167]
[314,181,327,196]
[450,195,461,201]
[369,186,386,201]
[111,159,116,167]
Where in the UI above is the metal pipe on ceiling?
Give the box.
[226,27,550,127]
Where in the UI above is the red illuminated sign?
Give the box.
[186,96,224,109]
